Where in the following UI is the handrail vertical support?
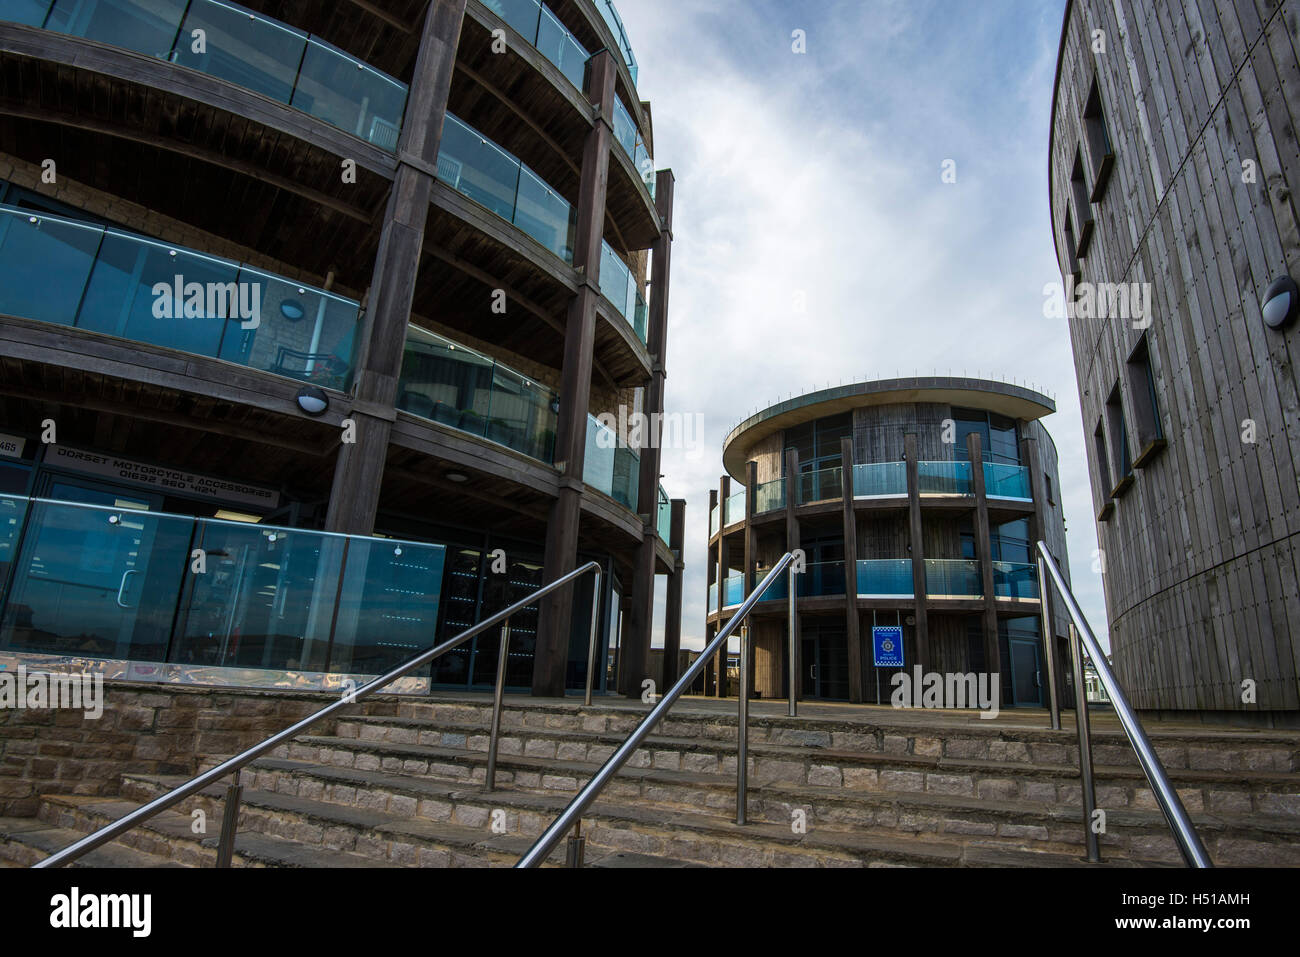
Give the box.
[737,623,750,825]
[1070,623,1101,863]
[215,773,242,868]
[485,622,511,792]
[1037,557,1062,730]
[584,569,603,706]
[565,820,585,868]
[787,565,797,717]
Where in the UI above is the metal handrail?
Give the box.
[34,560,604,868]
[517,551,797,868]
[1036,543,1212,868]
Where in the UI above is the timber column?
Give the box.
[968,434,1001,681]
[904,432,929,670]
[534,51,618,696]
[662,498,686,689]
[840,435,863,701]
[325,0,466,534]
[784,449,801,700]
[622,169,675,695]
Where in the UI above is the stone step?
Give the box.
[283,732,1300,815]
[0,815,183,868]
[120,769,1172,867]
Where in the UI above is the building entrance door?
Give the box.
[801,628,849,701]
[1008,636,1042,707]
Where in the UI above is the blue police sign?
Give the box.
[872,626,904,668]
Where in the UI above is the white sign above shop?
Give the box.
[0,433,26,458]
[45,446,280,511]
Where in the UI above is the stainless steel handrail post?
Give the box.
[214,773,242,868]
[737,623,750,825]
[517,552,796,868]
[35,560,603,868]
[583,568,603,706]
[1070,622,1101,862]
[787,564,797,717]
[485,622,511,792]
[1036,542,1212,868]
[1037,556,1061,730]
[565,821,585,868]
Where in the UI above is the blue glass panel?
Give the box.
[439,114,522,222]
[0,0,53,26]
[172,0,305,103]
[857,559,913,597]
[984,463,1031,499]
[45,0,187,58]
[514,165,575,262]
[755,478,785,513]
[399,330,495,438]
[723,575,744,608]
[486,363,557,462]
[536,4,587,91]
[993,562,1039,599]
[708,581,718,613]
[480,0,542,40]
[917,461,972,495]
[294,37,408,149]
[853,462,907,497]
[0,208,102,325]
[925,560,983,598]
[656,486,670,541]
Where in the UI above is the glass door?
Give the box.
[1008,636,1042,707]
[801,628,850,700]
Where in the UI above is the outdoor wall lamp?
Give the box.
[295,385,329,416]
[1261,275,1299,330]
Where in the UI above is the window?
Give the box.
[1083,78,1115,200]
[1044,472,1054,505]
[1062,209,1081,283]
[783,412,851,474]
[1070,149,1094,257]
[1127,335,1166,465]
[1105,382,1133,495]
[953,408,1021,465]
[1093,418,1114,520]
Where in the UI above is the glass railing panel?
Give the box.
[722,574,744,608]
[0,494,29,588]
[708,581,718,613]
[917,461,972,495]
[757,571,787,602]
[480,0,542,40]
[925,559,983,598]
[0,207,102,325]
[993,561,1039,599]
[172,0,306,104]
[514,165,576,263]
[486,363,557,462]
[797,467,843,504]
[798,560,846,597]
[612,96,638,162]
[1,0,53,26]
[755,477,785,514]
[593,0,637,84]
[535,3,588,92]
[440,114,522,222]
[611,444,639,511]
[984,463,1031,500]
[709,504,719,537]
[656,486,670,542]
[857,559,914,597]
[724,489,746,526]
[584,414,616,498]
[44,0,188,58]
[293,37,408,150]
[399,330,498,440]
[599,240,631,315]
[853,462,907,498]
[632,285,648,342]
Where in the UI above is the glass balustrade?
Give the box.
[439,114,577,263]
[611,95,655,196]
[709,504,719,537]
[598,240,648,342]
[857,559,914,597]
[707,580,718,613]
[925,559,983,598]
[0,494,446,680]
[398,327,558,463]
[480,0,589,92]
[583,415,639,510]
[984,463,1032,500]
[0,204,361,390]
[724,489,746,526]
[797,466,843,504]
[755,477,785,514]
[13,0,408,151]
[853,462,907,498]
[656,485,670,542]
[593,0,638,84]
[798,561,846,597]
[993,561,1039,599]
[722,574,744,609]
[917,461,973,495]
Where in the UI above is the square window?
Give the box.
[1083,78,1115,200]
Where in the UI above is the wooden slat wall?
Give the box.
[1050,0,1300,714]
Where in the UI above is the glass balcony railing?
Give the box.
[925,559,983,598]
[612,95,655,196]
[709,503,720,537]
[799,561,846,597]
[724,489,746,526]
[984,463,1032,500]
[857,559,914,597]
[0,494,446,680]
[917,461,973,495]
[480,0,590,93]
[0,203,361,389]
[9,0,408,151]
[599,240,648,343]
[853,462,907,498]
[708,580,718,613]
[593,0,638,84]
[584,415,639,510]
[796,467,843,504]
[398,326,558,463]
[439,113,577,263]
[656,485,670,542]
[722,574,744,609]
[993,561,1039,599]
[755,477,786,514]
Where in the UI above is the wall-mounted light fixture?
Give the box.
[1262,275,1299,330]
[295,385,329,416]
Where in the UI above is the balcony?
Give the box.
[398,326,558,463]
[723,488,746,526]
[598,240,648,343]
[721,573,743,609]
[925,559,983,599]
[993,561,1039,600]
[593,0,637,84]
[917,461,972,495]
[0,494,446,684]
[0,203,361,390]
[754,477,785,514]
[853,462,907,498]
[857,559,914,598]
[656,485,670,542]
[984,463,1032,500]
[584,414,639,510]
[480,0,590,93]
[796,466,843,504]
[612,95,655,196]
[8,0,409,151]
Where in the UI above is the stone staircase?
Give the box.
[3,696,1299,867]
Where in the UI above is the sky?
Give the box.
[611,0,1110,655]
